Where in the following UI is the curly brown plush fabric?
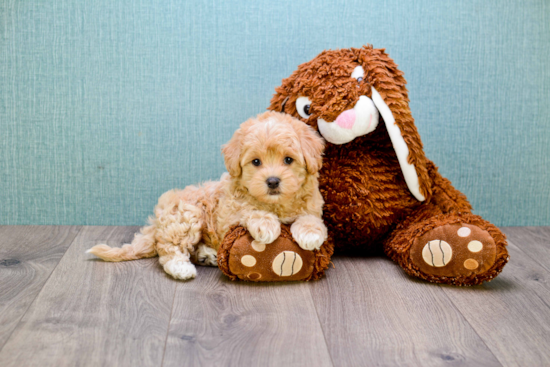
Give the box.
[218,225,248,281]
[266,45,509,286]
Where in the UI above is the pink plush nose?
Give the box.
[335,109,356,129]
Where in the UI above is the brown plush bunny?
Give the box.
[266,45,509,286]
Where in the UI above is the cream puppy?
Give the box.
[87,111,327,280]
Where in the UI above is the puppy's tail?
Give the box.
[86,223,158,262]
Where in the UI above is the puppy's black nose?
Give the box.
[266,177,280,189]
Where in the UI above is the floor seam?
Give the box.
[160,281,178,367]
[308,282,336,367]
[0,225,84,355]
[438,284,504,367]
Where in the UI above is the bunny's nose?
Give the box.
[335,109,356,129]
[266,177,280,189]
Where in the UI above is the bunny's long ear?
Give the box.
[356,46,432,201]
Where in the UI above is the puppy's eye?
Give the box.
[284,157,293,165]
[296,96,312,119]
[252,159,261,166]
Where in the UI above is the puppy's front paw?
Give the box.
[194,244,218,267]
[163,258,197,280]
[291,216,327,251]
[247,213,281,245]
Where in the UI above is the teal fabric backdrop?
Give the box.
[1,0,549,226]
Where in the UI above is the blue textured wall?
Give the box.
[1,0,549,226]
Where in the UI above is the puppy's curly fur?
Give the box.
[87,111,327,280]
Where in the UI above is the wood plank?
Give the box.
[310,256,502,367]
[0,226,81,350]
[163,266,333,367]
[502,227,550,272]
[1,226,548,366]
[0,226,176,367]
[441,238,550,366]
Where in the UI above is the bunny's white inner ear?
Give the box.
[371,87,426,201]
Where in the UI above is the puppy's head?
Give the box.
[222,111,324,203]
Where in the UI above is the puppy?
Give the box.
[87,111,327,280]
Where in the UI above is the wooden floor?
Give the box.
[0,226,549,366]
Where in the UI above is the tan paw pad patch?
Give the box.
[272,251,303,276]
[457,227,471,237]
[247,272,262,280]
[240,255,257,267]
[251,240,266,252]
[464,259,479,270]
[422,240,453,267]
[467,240,483,253]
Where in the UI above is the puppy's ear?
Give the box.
[293,120,325,174]
[222,128,243,177]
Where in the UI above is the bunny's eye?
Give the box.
[252,159,261,166]
[352,66,365,87]
[296,96,312,119]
